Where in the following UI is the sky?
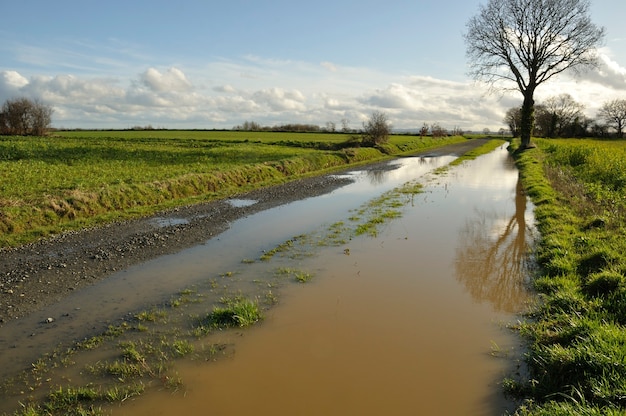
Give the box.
[1,0,625,132]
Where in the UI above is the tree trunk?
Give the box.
[520,92,535,148]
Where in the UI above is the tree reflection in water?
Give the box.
[455,176,535,313]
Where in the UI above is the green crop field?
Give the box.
[55,129,350,143]
[0,131,465,247]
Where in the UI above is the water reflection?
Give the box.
[150,217,189,228]
[366,156,440,185]
[455,177,534,312]
[0,153,456,387]
[227,198,257,207]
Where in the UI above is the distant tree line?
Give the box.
[233,120,326,133]
[504,94,626,139]
[233,113,392,147]
[418,123,464,138]
[0,97,53,136]
[233,119,356,133]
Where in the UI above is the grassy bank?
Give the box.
[0,131,465,248]
[509,138,626,415]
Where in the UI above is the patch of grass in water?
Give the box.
[135,309,167,323]
[260,236,303,261]
[200,296,262,329]
[13,383,145,416]
[275,267,314,283]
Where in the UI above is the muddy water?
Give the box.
[112,146,535,415]
[0,155,454,383]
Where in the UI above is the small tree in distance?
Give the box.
[598,99,626,138]
[430,123,447,138]
[341,118,350,133]
[362,111,391,146]
[0,97,53,136]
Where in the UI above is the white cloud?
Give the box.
[140,67,192,92]
[355,76,511,130]
[579,50,626,90]
[0,70,29,98]
[364,83,416,109]
[0,65,515,130]
[321,61,337,72]
[27,74,125,103]
[214,84,236,93]
[252,87,307,111]
[212,95,260,113]
[324,97,341,108]
[7,50,624,132]
[1,70,28,89]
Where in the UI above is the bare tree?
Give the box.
[535,94,585,137]
[31,100,54,136]
[362,111,391,146]
[504,107,522,138]
[590,121,609,138]
[598,99,626,138]
[0,97,53,136]
[341,118,350,133]
[234,120,262,131]
[465,0,604,149]
[430,123,447,138]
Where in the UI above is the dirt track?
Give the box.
[0,139,489,326]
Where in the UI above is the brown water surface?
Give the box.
[112,146,534,415]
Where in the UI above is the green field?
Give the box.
[55,129,351,143]
[0,131,465,247]
[511,138,626,415]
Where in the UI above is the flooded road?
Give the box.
[109,145,535,415]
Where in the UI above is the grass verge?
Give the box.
[508,138,626,415]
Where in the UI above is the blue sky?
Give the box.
[1,0,625,131]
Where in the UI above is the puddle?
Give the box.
[227,198,258,207]
[0,153,455,390]
[0,146,535,415]
[150,217,190,228]
[110,146,534,416]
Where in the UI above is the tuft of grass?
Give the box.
[135,309,167,322]
[274,267,314,283]
[199,296,262,329]
[294,271,313,283]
